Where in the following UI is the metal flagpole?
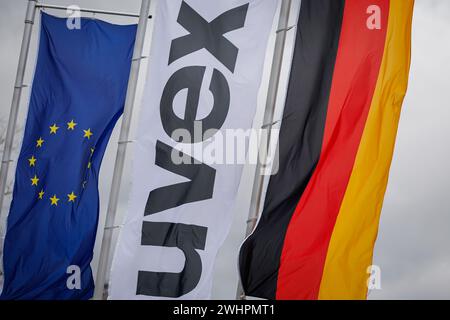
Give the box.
[35,3,152,19]
[93,0,151,300]
[236,0,293,300]
[0,0,37,227]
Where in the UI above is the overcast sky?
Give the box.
[0,0,449,300]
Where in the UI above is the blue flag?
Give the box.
[0,13,136,300]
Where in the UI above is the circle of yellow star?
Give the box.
[28,155,37,167]
[49,124,59,134]
[67,192,77,203]
[31,175,39,186]
[50,195,60,206]
[36,137,44,148]
[83,129,93,139]
[67,120,77,130]
[38,190,45,200]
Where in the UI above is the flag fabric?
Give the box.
[239,0,414,300]
[109,0,277,299]
[0,13,136,300]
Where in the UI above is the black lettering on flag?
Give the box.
[169,1,249,72]
[137,221,207,297]
[160,66,230,143]
[144,140,216,216]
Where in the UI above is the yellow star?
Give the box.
[36,137,44,148]
[67,120,77,130]
[87,162,91,169]
[90,147,95,155]
[28,155,37,167]
[67,192,77,202]
[49,124,59,134]
[50,195,59,206]
[83,129,93,139]
[38,189,45,200]
[31,175,39,186]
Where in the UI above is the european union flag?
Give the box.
[0,13,136,300]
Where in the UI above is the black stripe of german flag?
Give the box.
[239,0,345,299]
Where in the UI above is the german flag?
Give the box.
[239,0,414,300]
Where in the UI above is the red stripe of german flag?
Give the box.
[239,0,414,300]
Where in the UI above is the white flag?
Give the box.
[109,0,277,299]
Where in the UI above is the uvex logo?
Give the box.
[136,1,249,298]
